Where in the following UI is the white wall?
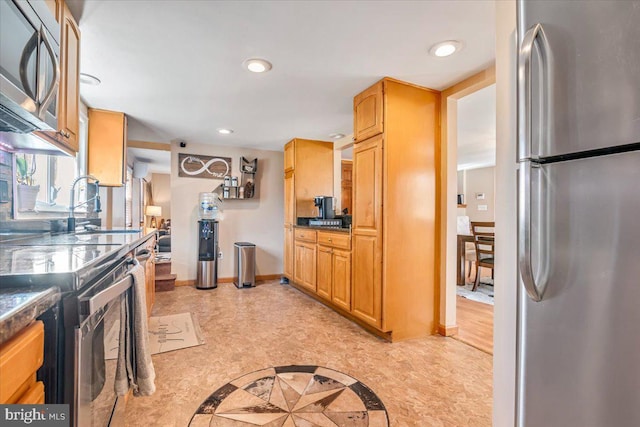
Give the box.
[170,141,284,281]
[464,166,495,222]
[494,0,518,425]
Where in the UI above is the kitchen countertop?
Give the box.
[0,228,155,292]
[0,287,61,346]
[294,225,351,234]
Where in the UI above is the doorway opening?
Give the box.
[438,67,495,354]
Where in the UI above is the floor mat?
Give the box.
[456,281,494,305]
[105,312,204,359]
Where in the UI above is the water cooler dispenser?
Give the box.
[196,219,218,289]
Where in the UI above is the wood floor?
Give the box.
[454,296,494,354]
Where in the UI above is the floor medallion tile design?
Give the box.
[189,365,389,426]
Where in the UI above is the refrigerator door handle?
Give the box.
[518,160,544,302]
[518,22,551,161]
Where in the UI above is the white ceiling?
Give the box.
[75,0,496,157]
[457,84,496,170]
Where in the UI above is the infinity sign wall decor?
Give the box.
[178,153,232,179]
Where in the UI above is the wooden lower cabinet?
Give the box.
[316,246,333,301]
[331,249,351,311]
[0,321,45,404]
[351,233,383,329]
[283,225,294,279]
[294,240,316,292]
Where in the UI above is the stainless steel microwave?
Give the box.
[0,0,60,136]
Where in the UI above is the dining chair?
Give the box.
[470,221,495,291]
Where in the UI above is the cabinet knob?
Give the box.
[328,238,332,242]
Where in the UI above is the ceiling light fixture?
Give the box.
[79,73,101,85]
[243,58,273,73]
[429,40,463,57]
[329,133,345,139]
[217,128,234,135]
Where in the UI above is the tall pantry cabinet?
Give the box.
[351,78,440,341]
[283,139,334,282]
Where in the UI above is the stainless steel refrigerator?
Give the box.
[516,1,640,426]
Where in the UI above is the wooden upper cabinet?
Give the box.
[35,0,80,153]
[352,135,382,233]
[284,141,295,172]
[353,81,383,143]
[284,171,294,224]
[88,109,127,187]
[58,2,80,151]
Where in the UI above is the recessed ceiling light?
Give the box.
[429,40,463,57]
[79,73,101,85]
[329,133,345,139]
[217,128,234,135]
[243,58,273,73]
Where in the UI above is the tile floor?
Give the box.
[124,282,492,426]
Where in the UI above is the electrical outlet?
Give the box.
[218,251,223,260]
[478,204,488,211]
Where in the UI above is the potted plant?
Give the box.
[16,153,39,211]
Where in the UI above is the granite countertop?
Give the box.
[0,287,61,346]
[294,225,351,234]
[0,229,154,292]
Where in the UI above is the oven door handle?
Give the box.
[80,274,133,316]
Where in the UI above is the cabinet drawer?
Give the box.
[0,321,44,403]
[294,228,317,243]
[317,231,351,250]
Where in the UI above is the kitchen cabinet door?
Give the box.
[88,109,127,187]
[34,1,80,154]
[284,171,294,224]
[352,135,383,233]
[284,226,293,279]
[58,2,80,151]
[284,140,295,172]
[352,135,383,329]
[294,241,316,292]
[353,81,383,143]
[316,246,332,301]
[351,234,382,329]
[332,249,351,312]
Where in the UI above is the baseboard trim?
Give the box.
[175,274,283,287]
[174,280,194,287]
[438,324,459,336]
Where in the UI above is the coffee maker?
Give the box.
[314,196,335,219]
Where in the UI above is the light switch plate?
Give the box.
[478,204,488,211]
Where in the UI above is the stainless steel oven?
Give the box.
[0,0,60,134]
[75,258,134,427]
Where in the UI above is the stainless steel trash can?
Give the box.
[234,242,256,288]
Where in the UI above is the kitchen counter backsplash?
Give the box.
[0,287,60,345]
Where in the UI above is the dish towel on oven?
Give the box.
[115,260,156,396]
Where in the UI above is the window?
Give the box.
[15,114,88,216]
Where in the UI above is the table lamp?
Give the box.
[146,205,161,228]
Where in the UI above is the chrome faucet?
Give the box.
[68,175,101,232]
